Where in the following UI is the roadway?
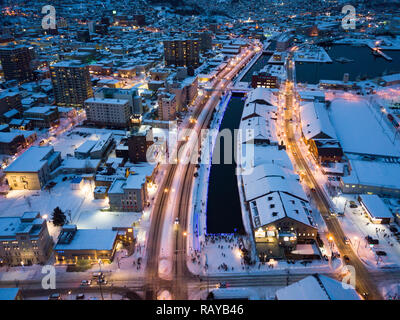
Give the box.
[9,267,400,299]
[282,52,383,300]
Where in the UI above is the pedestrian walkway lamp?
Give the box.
[328,235,334,253]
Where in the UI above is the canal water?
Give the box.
[240,53,272,82]
[296,44,400,84]
[206,54,274,234]
[206,96,245,234]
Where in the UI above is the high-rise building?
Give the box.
[0,45,35,84]
[50,60,93,107]
[163,39,200,68]
[190,32,213,52]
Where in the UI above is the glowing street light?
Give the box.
[328,235,334,251]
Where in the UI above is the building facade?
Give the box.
[0,45,35,84]
[157,92,177,121]
[0,212,53,266]
[85,98,131,128]
[127,125,154,163]
[163,39,200,68]
[23,106,60,128]
[50,60,93,107]
[0,91,22,116]
[4,146,62,190]
[108,174,148,212]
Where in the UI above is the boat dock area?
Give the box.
[367,44,393,61]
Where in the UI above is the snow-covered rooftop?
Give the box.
[300,100,337,141]
[4,146,55,173]
[330,98,400,158]
[242,163,306,202]
[55,229,118,251]
[359,194,394,219]
[275,274,360,300]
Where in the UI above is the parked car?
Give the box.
[97,278,107,285]
[344,236,351,245]
[365,236,379,245]
[48,293,62,300]
[76,293,85,300]
[376,251,387,256]
[81,280,92,286]
[92,272,103,279]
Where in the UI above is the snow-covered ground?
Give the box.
[334,195,400,270]
[381,282,400,300]
[0,175,105,223]
[187,233,340,277]
[329,98,400,158]
[294,46,332,63]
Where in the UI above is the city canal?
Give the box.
[206,54,270,234]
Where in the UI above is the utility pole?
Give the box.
[98,259,104,300]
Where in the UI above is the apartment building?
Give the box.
[0,45,35,84]
[108,170,150,212]
[127,125,154,163]
[50,60,93,107]
[23,106,60,128]
[157,92,177,121]
[85,97,131,128]
[163,39,200,68]
[0,91,22,116]
[94,87,143,115]
[0,212,53,266]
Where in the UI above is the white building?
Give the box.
[85,98,131,128]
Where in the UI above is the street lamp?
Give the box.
[328,235,334,253]
[380,106,386,124]
[98,259,104,301]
